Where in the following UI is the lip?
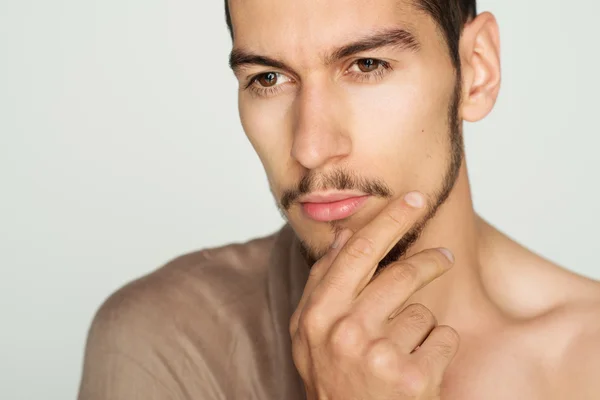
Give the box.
[300,192,370,222]
[298,191,368,204]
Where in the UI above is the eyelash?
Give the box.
[245,59,393,98]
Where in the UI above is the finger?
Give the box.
[352,248,454,324]
[411,325,460,385]
[289,229,353,337]
[302,229,354,298]
[385,303,437,354]
[317,191,428,303]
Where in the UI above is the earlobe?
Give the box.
[459,12,502,123]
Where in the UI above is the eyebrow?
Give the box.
[229,27,420,73]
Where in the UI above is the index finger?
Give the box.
[289,228,353,337]
[318,191,428,301]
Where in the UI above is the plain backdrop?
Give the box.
[1,0,599,398]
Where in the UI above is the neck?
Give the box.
[403,161,507,333]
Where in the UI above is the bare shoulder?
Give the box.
[519,270,600,399]
[496,277,600,400]
[545,295,600,399]
[520,257,600,355]
[478,219,600,319]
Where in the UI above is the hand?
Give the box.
[289,192,459,400]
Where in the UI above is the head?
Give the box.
[226,0,500,271]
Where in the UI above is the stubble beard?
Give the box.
[286,78,464,274]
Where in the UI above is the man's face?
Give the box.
[229,0,463,269]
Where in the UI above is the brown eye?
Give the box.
[257,72,278,87]
[356,58,382,73]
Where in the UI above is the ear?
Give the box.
[459,12,501,122]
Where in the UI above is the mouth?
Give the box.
[299,191,371,222]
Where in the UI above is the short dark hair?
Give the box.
[224,0,477,70]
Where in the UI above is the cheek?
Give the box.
[238,96,295,191]
[342,70,455,185]
[345,73,451,145]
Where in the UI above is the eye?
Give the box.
[252,72,292,88]
[356,58,381,73]
[256,72,279,87]
[346,58,392,83]
[245,71,294,98]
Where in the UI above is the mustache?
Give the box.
[280,168,393,210]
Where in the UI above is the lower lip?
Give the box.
[301,196,370,222]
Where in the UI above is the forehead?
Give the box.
[229,0,440,62]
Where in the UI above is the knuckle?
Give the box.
[365,339,399,377]
[322,273,346,293]
[404,303,436,328]
[421,250,445,268]
[398,363,429,395]
[329,317,366,357]
[344,236,376,259]
[384,205,410,227]
[390,262,419,284]
[297,303,329,340]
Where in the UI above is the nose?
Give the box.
[290,83,351,170]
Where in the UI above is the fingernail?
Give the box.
[404,191,425,208]
[436,248,455,264]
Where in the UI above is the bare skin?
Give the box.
[228,0,600,397]
[290,172,600,399]
[290,191,461,399]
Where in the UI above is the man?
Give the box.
[78,0,600,398]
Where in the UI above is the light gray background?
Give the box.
[1,0,598,398]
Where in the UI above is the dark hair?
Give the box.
[224,0,476,70]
